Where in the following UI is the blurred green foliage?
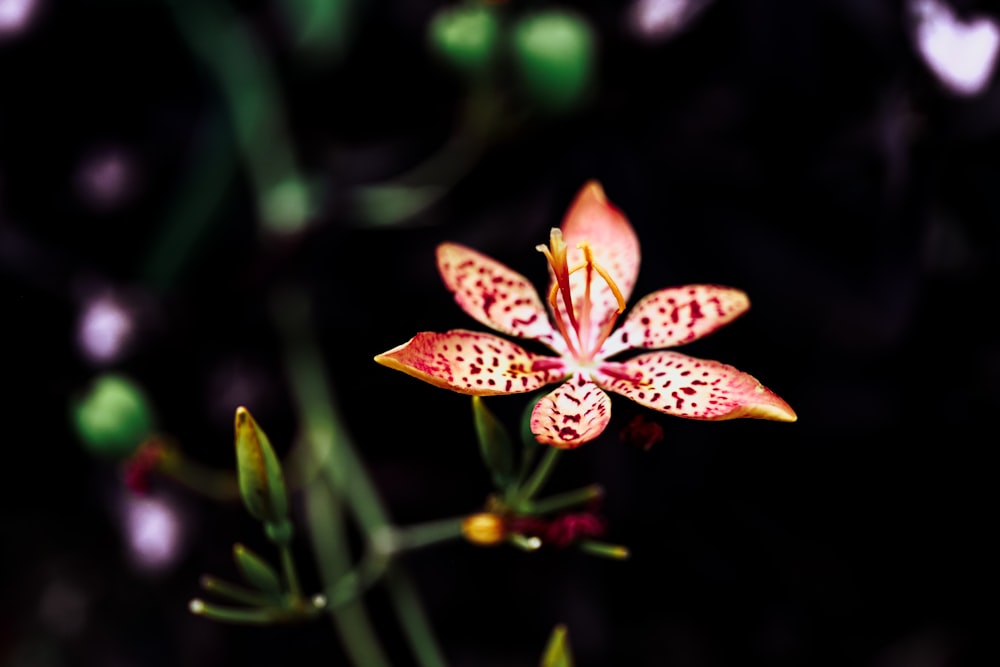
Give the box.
[72,373,156,459]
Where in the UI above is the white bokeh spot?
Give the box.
[913,0,1000,96]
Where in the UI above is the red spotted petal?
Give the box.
[374,330,569,395]
[437,243,564,352]
[556,182,640,351]
[530,375,613,448]
[595,352,797,422]
[600,285,750,357]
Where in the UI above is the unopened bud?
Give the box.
[234,406,288,524]
[461,512,506,546]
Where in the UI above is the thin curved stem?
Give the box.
[512,447,562,508]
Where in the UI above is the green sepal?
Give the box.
[233,543,283,597]
[472,396,514,490]
[540,624,574,667]
[264,519,294,547]
[234,407,288,524]
[71,373,156,460]
[511,9,596,114]
[429,4,501,78]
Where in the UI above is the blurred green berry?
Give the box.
[512,9,596,113]
[72,374,155,459]
[429,4,500,77]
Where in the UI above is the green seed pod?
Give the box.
[511,9,596,113]
[234,406,288,524]
[71,373,156,460]
[429,4,501,78]
[232,543,283,596]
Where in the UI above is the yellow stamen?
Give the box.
[579,243,627,314]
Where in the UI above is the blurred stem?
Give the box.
[157,444,240,502]
[144,110,235,291]
[278,545,303,601]
[354,88,500,226]
[384,566,447,667]
[305,474,391,667]
[273,287,449,667]
[393,518,465,552]
[165,0,309,235]
[519,484,602,516]
[513,447,561,506]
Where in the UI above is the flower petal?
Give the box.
[595,352,797,422]
[599,285,750,357]
[374,330,569,395]
[530,375,613,448]
[556,182,640,351]
[437,243,565,352]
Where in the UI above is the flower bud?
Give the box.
[461,512,506,546]
[429,4,500,78]
[234,406,288,524]
[72,373,155,460]
[511,9,596,113]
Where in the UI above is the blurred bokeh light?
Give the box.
[76,293,134,364]
[628,0,712,40]
[0,0,38,38]
[912,0,999,96]
[120,492,187,575]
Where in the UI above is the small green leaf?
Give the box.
[540,624,574,667]
[472,396,514,489]
[234,407,288,524]
[71,373,156,460]
[233,543,283,596]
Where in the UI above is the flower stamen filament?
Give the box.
[539,230,629,362]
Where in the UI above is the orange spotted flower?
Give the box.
[375,182,796,448]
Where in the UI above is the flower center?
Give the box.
[536,228,626,362]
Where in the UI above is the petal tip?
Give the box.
[581,180,606,204]
[745,388,797,422]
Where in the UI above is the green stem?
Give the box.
[305,474,391,667]
[384,566,448,667]
[393,518,466,552]
[143,109,235,291]
[513,447,562,507]
[278,545,303,601]
[157,445,240,502]
[518,484,603,516]
[165,0,309,235]
[273,287,449,667]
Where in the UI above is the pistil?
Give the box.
[537,229,581,357]
[538,230,629,363]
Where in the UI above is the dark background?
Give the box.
[2,0,998,665]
